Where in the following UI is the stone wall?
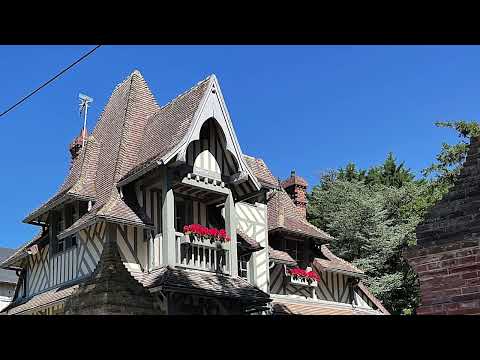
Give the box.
[405,136,480,315]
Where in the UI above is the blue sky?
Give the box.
[0,45,476,248]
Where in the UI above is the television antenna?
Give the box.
[78,93,93,147]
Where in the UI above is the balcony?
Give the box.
[174,232,230,274]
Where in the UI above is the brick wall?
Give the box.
[406,239,480,315]
[405,136,480,315]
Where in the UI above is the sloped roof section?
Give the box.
[268,246,297,266]
[357,281,390,314]
[24,70,159,225]
[313,245,364,277]
[237,229,262,251]
[16,71,216,252]
[2,283,79,315]
[90,70,160,204]
[243,155,280,189]
[0,231,48,268]
[267,189,332,240]
[271,296,384,315]
[121,76,212,183]
[56,71,160,237]
[131,266,271,303]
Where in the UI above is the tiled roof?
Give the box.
[313,245,364,277]
[271,297,383,315]
[127,76,212,180]
[243,155,280,189]
[267,189,333,240]
[243,155,331,241]
[25,70,161,228]
[14,71,214,261]
[357,281,390,314]
[268,246,297,266]
[23,135,98,223]
[2,283,79,315]
[0,248,18,284]
[132,266,270,303]
[0,231,47,268]
[237,229,262,251]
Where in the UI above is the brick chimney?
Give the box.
[281,170,308,218]
[69,128,87,162]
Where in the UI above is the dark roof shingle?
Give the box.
[313,245,364,277]
[132,266,270,303]
[243,155,280,189]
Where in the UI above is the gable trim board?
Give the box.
[118,75,261,193]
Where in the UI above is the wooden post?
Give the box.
[225,190,238,276]
[161,167,176,266]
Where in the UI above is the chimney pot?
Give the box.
[281,170,308,218]
[69,128,88,163]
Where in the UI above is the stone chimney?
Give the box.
[281,170,308,218]
[69,128,88,162]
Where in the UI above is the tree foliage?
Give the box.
[307,121,480,314]
[423,121,480,190]
[308,155,421,314]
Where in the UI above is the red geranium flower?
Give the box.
[183,224,230,242]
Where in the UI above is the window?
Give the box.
[207,204,224,229]
[269,236,305,264]
[285,239,303,263]
[175,196,193,232]
[56,213,65,234]
[79,201,88,218]
[238,256,249,279]
[175,200,186,231]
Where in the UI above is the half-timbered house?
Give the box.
[0,70,388,315]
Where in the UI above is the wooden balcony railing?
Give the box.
[175,232,230,274]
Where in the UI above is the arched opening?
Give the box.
[185,118,240,177]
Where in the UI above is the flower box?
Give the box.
[289,275,318,287]
[183,224,230,243]
[287,267,320,287]
[180,234,227,250]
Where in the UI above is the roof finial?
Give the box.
[79,93,93,148]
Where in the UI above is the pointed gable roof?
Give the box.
[117,75,213,185]
[24,70,160,225]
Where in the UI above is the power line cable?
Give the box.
[0,45,102,119]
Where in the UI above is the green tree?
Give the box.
[423,121,480,190]
[308,173,421,314]
[365,152,415,188]
[307,122,480,314]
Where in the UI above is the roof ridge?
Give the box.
[90,70,147,138]
[111,75,135,183]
